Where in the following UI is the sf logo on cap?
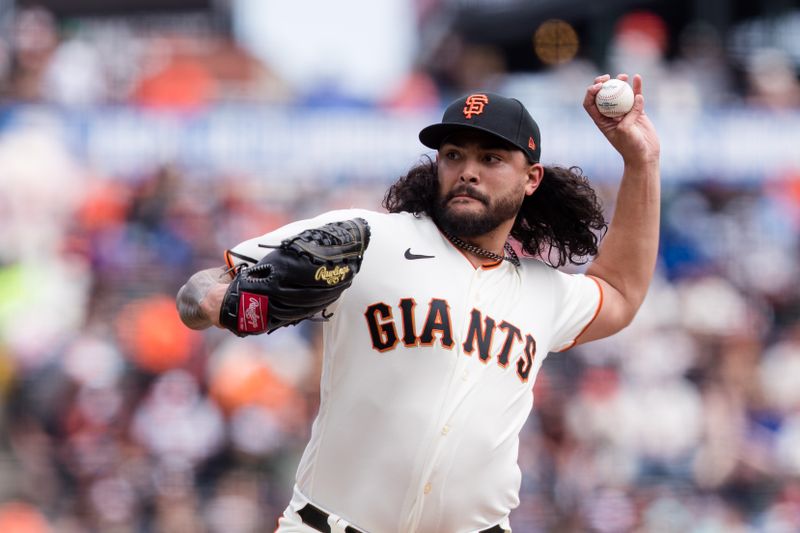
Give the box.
[463,94,489,119]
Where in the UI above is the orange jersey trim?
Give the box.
[224,250,236,279]
[556,275,604,352]
[480,258,504,270]
[224,250,260,278]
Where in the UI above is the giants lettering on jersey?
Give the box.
[364,299,536,383]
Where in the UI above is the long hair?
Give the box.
[382,157,607,267]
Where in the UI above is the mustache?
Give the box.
[443,186,489,205]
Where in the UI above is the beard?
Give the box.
[433,184,525,238]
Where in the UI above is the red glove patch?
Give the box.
[238,292,269,334]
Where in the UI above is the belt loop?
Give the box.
[327,513,348,533]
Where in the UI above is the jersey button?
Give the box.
[424,483,432,495]
[441,425,450,436]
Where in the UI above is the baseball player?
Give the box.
[177,73,660,532]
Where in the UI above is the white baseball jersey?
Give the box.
[226,208,602,533]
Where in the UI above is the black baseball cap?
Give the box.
[419,92,541,163]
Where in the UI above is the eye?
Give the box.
[443,150,460,160]
[483,153,502,163]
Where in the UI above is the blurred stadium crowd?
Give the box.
[2,1,800,532]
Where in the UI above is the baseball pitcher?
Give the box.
[177,74,660,533]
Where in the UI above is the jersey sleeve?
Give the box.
[223,208,376,274]
[547,271,603,353]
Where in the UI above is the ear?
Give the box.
[524,163,544,196]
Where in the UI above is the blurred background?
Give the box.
[1,0,800,531]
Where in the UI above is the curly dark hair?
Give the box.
[382,157,607,267]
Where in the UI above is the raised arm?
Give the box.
[176,266,230,329]
[577,73,661,344]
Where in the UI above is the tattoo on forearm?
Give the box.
[176,267,229,329]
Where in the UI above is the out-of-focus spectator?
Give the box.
[42,33,106,106]
[670,21,736,109]
[134,37,217,110]
[132,369,225,465]
[116,295,200,374]
[4,7,58,102]
[607,11,673,115]
[744,47,800,109]
[609,10,669,72]
[0,111,85,262]
[423,31,509,98]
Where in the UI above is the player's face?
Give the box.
[434,131,542,238]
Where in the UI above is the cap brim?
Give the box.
[419,123,522,152]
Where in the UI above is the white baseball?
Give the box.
[595,79,634,118]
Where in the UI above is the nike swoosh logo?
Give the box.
[404,248,435,260]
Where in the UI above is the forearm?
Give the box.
[176,266,231,329]
[587,158,660,316]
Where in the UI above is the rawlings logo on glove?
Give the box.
[315,265,351,285]
[219,217,371,336]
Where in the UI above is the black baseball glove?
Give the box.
[219,217,370,336]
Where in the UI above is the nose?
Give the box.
[459,158,480,183]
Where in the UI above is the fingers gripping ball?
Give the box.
[220,218,371,336]
[595,79,634,117]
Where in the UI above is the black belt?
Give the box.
[297,504,504,533]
